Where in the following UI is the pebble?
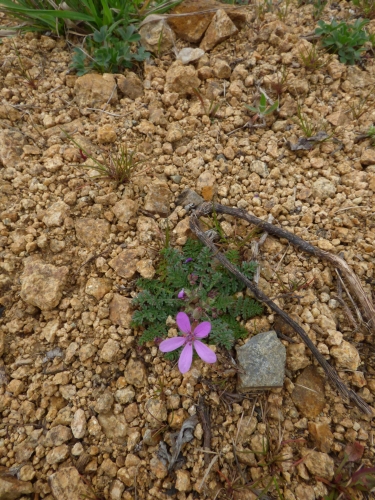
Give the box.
[71,409,87,439]
[46,444,70,464]
[49,466,93,500]
[75,218,111,247]
[109,294,133,327]
[100,339,120,362]
[236,331,286,391]
[330,340,361,370]
[74,73,117,108]
[291,365,326,418]
[0,469,33,499]
[85,277,113,300]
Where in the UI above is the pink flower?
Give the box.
[159,312,217,374]
[178,289,186,299]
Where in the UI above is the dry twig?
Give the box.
[190,202,373,415]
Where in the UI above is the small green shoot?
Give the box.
[11,39,38,88]
[294,103,318,137]
[346,85,375,120]
[192,87,221,122]
[351,0,375,19]
[315,18,372,65]
[245,92,279,125]
[63,132,144,186]
[366,125,375,144]
[297,0,327,19]
[299,44,329,71]
[276,0,292,21]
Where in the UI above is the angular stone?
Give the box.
[176,188,204,208]
[79,344,97,362]
[74,73,117,108]
[308,422,334,453]
[109,248,145,279]
[287,343,310,371]
[112,197,138,222]
[41,318,60,343]
[100,339,120,363]
[85,277,112,300]
[145,398,167,428]
[0,129,25,168]
[97,124,116,143]
[136,259,155,279]
[117,72,144,100]
[0,468,33,499]
[360,149,375,167]
[330,340,361,370]
[20,257,68,310]
[144,180,172,216]
[75,218,111,247]
[177,47,205,64]
[164,61,201,96]
[45,425,72,447]
[139,19,176,53]
[236,331,286,391]
[175,470,191,492]
[49,467,93,500]
[109,294,133,328]
[124,359,147,388]
[71,409,86,439]
[43,201,69,227]
[46,444,69,464]
[312,178,336,200]
[200,9,238,51]
[14,429,43,463]
[97,413,128,444]
[303,449,335,480]
[292,365,326,418]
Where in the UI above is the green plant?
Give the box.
[245,92,279,124]
[64,132,144,186]
[71,24,150,75]
[352,0,375,19]
[297,0,327,19]
[0,0,181,36]
[366,125,375,144]
[315,18,372,65]
[11,39,38,88]
[276,0,292,22]
[131,239,263,350]
[294,103,318,137]
[346,85,375,120]
[192,88,221,122]
[254,0,275,21]
[299,43,329,71]
[318,442,375,499]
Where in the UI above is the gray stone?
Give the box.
[176,47,205,64]
[176,188,204,208]
[236,330,286,391]
[71,408,87,439]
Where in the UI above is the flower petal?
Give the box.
[194,340,217,364]
[178,343,193,373]
[176,312,191,334]
[177,289,185,299]
[193,321,211,338]
[159,337,186,353]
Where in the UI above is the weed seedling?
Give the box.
[11,40,38,88]
[315,18,372,65]
[294,102,318,137]
[346,86,375,120]
[245,92,279,125]
[192,88,221,122]
[299,44,329,71]
[267,65,289,98]
[351,0,375,19]
[298,0,327,19]
[317,442,375,500]
[64,132,145,186]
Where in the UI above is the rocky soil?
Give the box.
[0,1,375,499]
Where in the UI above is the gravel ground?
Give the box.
[0,1,375,499]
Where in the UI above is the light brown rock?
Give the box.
[124,359,147,388]
[85,277,112,300]
[43,201,69,227]
[49,467,93,500]
[0,129,25,168]
[0,468,33,500]
[74,73,117,108]
[291,365,326,418]
[97,124,117,143]
[109,248,144,279]
[100,339,120,363]
[286,344,310,371]
[20,257,69,310]
[112,197,138,222]
[117,72,144,100]
[164,61,201,96]
[360,149,375,166]
[200,9,238,51]
[139,19,176,53]
[144,180,172,216]
[308,422,334,453]
[109,294,133,327]
[75,218,111,247]
[330,340,361,370]
[303,449,335,480]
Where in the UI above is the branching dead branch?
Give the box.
[190,202,373,415]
